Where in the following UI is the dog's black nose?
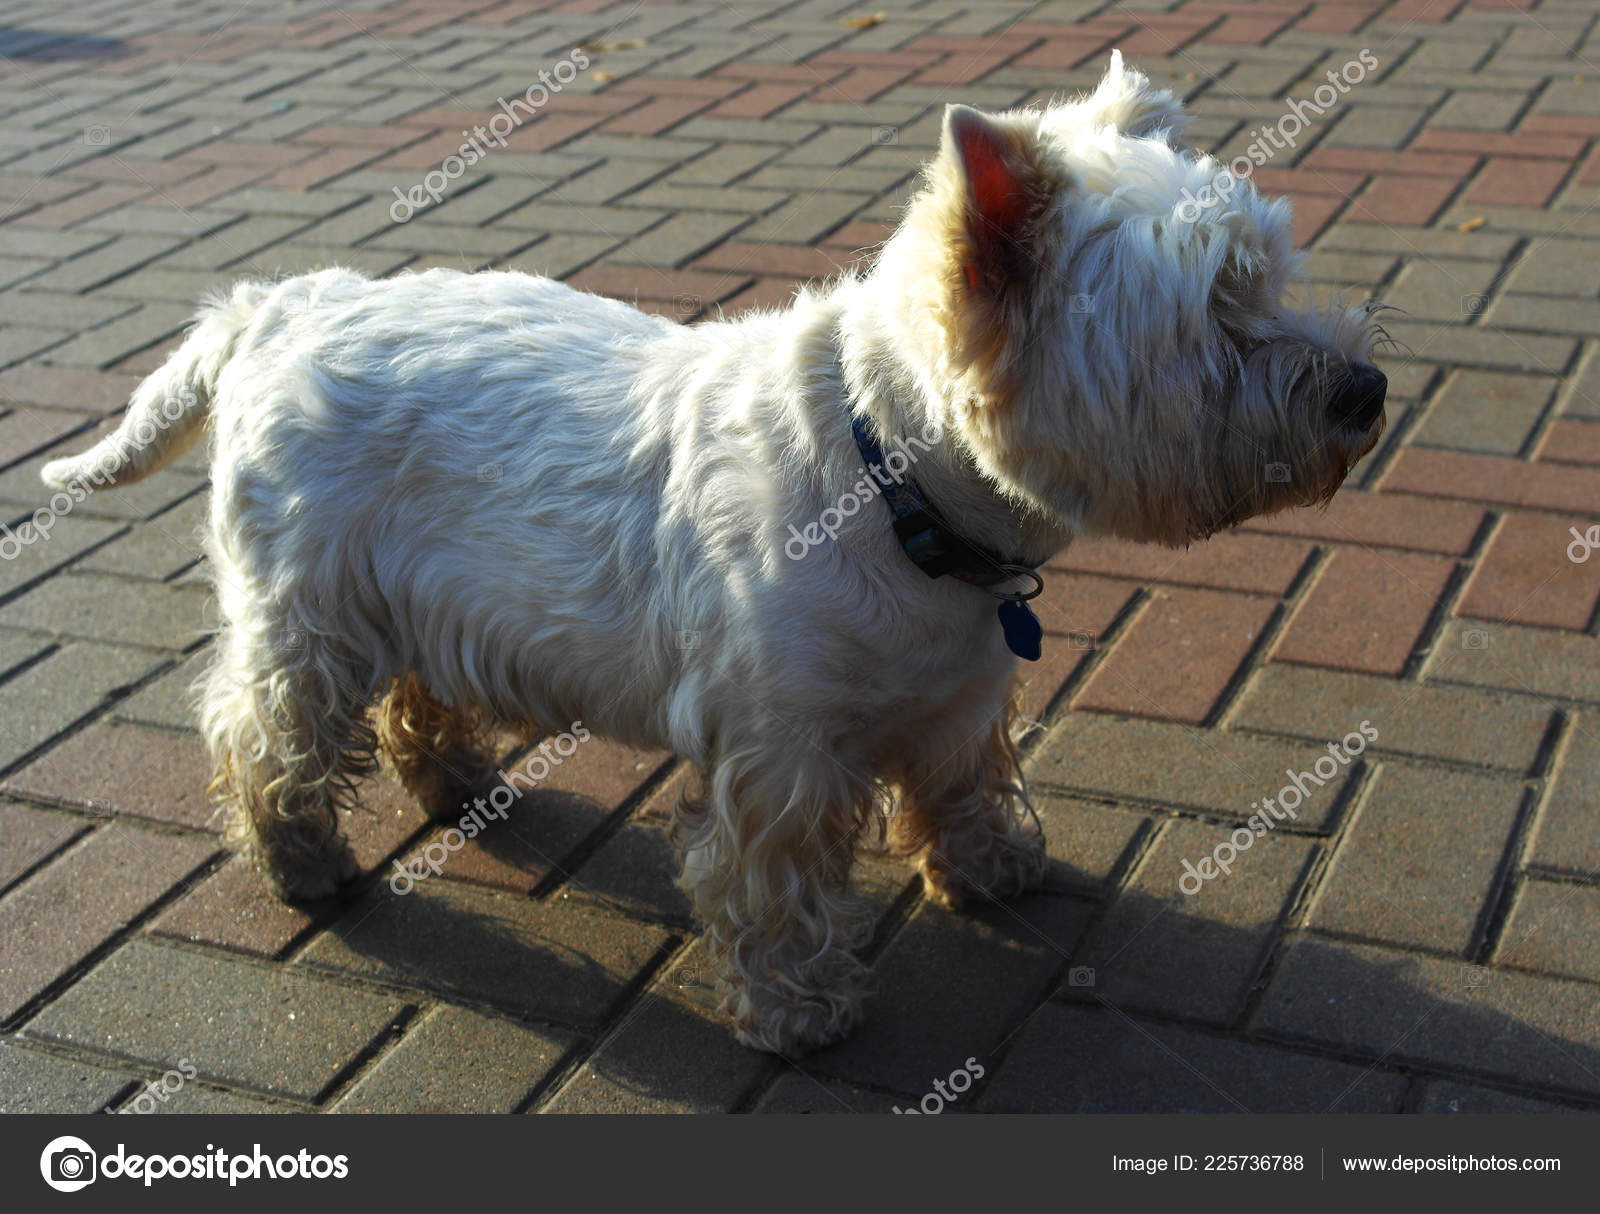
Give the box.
[1329,363,1386,429]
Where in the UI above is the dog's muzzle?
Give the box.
[1328,363,1387,430]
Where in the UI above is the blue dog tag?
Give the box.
[998,600,1043,661]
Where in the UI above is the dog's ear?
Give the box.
[1087,49,1190,146]
[941,104,1048,296]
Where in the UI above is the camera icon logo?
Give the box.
[1067,965,1096,989]
[1265,462,1290,483]
[871,125,899,146]
[1068,293,1095,315]
[41,1135,97,1192]
[1462,294,1488,316]
[1461,628,1490,651]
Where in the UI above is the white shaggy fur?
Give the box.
[42,53,1384,1055]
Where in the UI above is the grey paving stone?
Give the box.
[1310,763,1525,956]
[0,824,217,1022]
[1031,712,1359,830]
[1414,1079,1581,1114]
[333,1005,573,1113]
[124,1081,293,1114]
[1231,664,1552,772]
[980,1003,1407,1113]
[29,938,407,1103]
[1427,620,1600,705]
[1528,710,1600,878]
[1496,878,1600,984]
[804,894,1092,1093]
[298,879,672,1030]
[0,800,84,892]
[0,1039,131,1112]
[1416,368,1559,455]
[1256,934,1600,1100]
[1074,817,1315,1024]
[540,945,769,1113]
[0,514,125,599]
[4,571,210,650]
[0,642,164,771]
[753,1071,910,1113]
[1033,794,1150,897]
[742,189,869,244]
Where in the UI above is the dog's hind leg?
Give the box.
[674,740,878,1056]
[892,690,1044,909]
[374,672,494,818]
[199,609,377,902]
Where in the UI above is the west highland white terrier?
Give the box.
[43,52,1386,1055]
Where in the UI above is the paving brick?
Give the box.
[4,721,214,830]
[0,824,216,1023]
[1073,587,1277,724]
[1074,817,1314,1023]
[754,1071,909,1113]
[804,894,1092,1094]
[1033,795,1150,898]
[1243,489,1485,554]
[1231,664,1551,771]
[1383,448,1600,514]
[1033,711,1359,830]
[1537,419,1600,466]
[1256,934,1600,1099]
[1496,878,1600,984]
[1016,573,1137,721]
[1311,762,1525,955]
[979,1003,1405,1113]
[1487,295,1600,340]
[0,1039,131,1112]
[299,879,672,1029]
[1457,511,1600,631]
[541,944,769,1113]
[1414,1079,1578,1114]
[1273,547,1455,676]
[0,643,164,772]
[4,571,210,650]
[1417,369,1557,454]
[563,766,692,924]
[1048,532,1312,595]
[333,1005,572,1113]
[1505,239,1600,297]
[28,938,405,1102]
[1527,710,1600,878]
[0,801,86,892]
[1426,618,1600,704]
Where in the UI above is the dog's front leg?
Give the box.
[893,696,1045,909]
[674,754,873,1055]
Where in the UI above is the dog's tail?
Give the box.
[40,280,270,492]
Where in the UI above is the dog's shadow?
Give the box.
[306,766,1600,1114]
[0,27,127,61]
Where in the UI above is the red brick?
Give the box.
[0,824,217,1020]
[915,47,1027,87]
[262,145,389,191]
[149,854,314,956]
[1251,167,1368,197]
[1273,547,1455,675]
[1465,158,1569,207]
[820,220,895,253]
[1243,489,1485,554]
[1019,575,1139,721]
[1414,130,1588,160]
[294,121,434,147]
[1518,114,1600,138]
[1072,588,1276,724]
[603,95,718,137]
[0,175,85,205]
[1304,147,1477,178]
[62,158,206,188]
[185,141,315,168]
[826,66,918,103]
[4,724,214,831]
[1457,512,1600,631]
[160,165,271,208]
[1385,0,1463,18]
[610,76,743,99]
[1012,37,1118,71]
[714,63,843,84]
[1292,192,1345,244]
[1382,448,1600,515]
[807,49,941,70]
[1118,18,1216,58]
[1205,13,1295,42]
[1344,174,1459,226]
[19,183,148,229]
[1537,419,1600,466]
[717,277,802,316]
[1047,531,1312,595]
[707,82,812,119]
[1294,3,1377,34]
[694,241,845,278]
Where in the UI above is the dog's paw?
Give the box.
[733,988,864,1058]
[257,840,359,902]
[919,826,1045,909]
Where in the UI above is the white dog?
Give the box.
[42,53,1385,1055]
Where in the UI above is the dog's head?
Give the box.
[873,50,1387,546]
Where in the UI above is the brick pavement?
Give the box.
[1,0,1598,1114]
